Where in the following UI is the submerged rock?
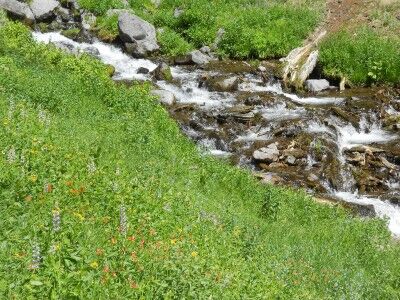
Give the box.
[0,0,35,22]
[118,12,159,57]
[151,62,172,81]
[205,75,240,92]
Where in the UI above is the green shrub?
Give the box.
[320,28,400,85]
[78,0,124,15]
[157,27,193,56]
[95,14,119,42]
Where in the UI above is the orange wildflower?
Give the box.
[127,235,136,242]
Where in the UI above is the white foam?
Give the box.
[335,192,400,236]
[32,31,158,80]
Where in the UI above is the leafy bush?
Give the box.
[320,28,400,85]
[95,14,119,42]
[157,27,193,56]
[78,0,124,15]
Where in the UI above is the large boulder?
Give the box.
[29,0,59,21]
[151,89,176,106]
[253,143,280,163]
[175,50,211,65]
[0,0,35,22]
[118,12,159,57]
[305,79,330,92]
[204,75,240,92]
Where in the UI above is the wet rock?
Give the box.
[380,157,397,170]
[82,46,100,57]
[331,107,359,128]
[244,95,263,106]
[118,12,159,57]
[253,143,280,163]
[52,40,77,54]
[282,148,306,159]
[200,46,211,55]
[137,67,149,74]
[57,6,72,22]
[227,106,253,114]
[254,172,285,185]
[151,89,176,106]
[175,50,211,65]
[346,152,365,165]
[30,0,59,21]
[345,145,385,154]
[205,75,240,92]
[151,62,172,81]
[286,155,296,165]
[0,0,35,22]
[82,12,96,30]
[305,79,330,92]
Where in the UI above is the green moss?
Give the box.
[61,28,81,39]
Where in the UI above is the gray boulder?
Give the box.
[118,12,159,57]
[175,50,211,65]
[205,76,240,92]
[253,143,280,163]
[151,89,176,106]
[305,79,330,92]
[30,0,59,21]
[0,0,35,22]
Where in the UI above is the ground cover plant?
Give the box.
[1,18,400,299]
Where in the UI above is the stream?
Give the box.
[32,31,400,236]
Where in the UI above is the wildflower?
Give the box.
[130,251,137,262]
[127,235,136,242]
[170,239,177,245]
[149,228,157,236]
[7,99,15,120]
[129,280,138,289]
[103,266,110,273]
[73,212,85,221]
[112,181,119,192]
[52,208,61,232]
[65,180,73,187]
[30,241,41,270]
[90,261,99,269]
[44,183,53,193]
[6,146,17,164]
[29,174,38,182]
[96,248,104,256]
[119,204,128,236]
[48,243,60,254]
[191,251,198,258]
[115,166,121,176]
[87,157,96,174]
[38,108,50,126]
[111,237,117,245]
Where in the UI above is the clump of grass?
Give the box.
[78,0,124,15]
[94,14,119,42]
[320,28,400,85]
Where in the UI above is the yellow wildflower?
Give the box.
[29,174,38,182]
[73,212,85,221]
[90,261,99,269]
[170,239,177,245]
[191,251,198,258]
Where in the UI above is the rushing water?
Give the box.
[32,31,400,236]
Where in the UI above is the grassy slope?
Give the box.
[320,1,400,85]
[1,20,400,298]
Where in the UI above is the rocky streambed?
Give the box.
[6,0,397,235]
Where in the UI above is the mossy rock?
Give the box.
[61,28,81,40]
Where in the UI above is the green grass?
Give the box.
[78,0,325,59]
[1,20,400,298]
[320,28,400,85]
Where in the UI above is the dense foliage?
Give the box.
[78,0,323,59]
[1,20,400,298]
[320,28,400,85]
